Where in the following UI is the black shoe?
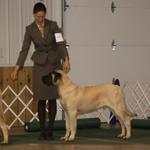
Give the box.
[38,132,47,140]
[46,131,54,140]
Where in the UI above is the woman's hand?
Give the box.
[10,65,20,81]
[63,57,70,73]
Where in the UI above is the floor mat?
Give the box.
[4,128,150,145]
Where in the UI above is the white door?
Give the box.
[63,0,150,84]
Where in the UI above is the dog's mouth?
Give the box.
[42,72,62,86]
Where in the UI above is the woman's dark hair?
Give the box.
[33,2,47,14]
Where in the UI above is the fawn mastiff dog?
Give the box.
[0,90,8,144]
[42,70,136,141]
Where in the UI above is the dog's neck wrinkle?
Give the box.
[58,76,77,93]
[62,75,75,85]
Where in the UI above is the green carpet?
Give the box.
[5,128,150,145]
[24,118,101,132]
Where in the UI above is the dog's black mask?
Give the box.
[42,71,62,86]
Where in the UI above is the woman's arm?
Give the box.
[16,26,31,67]
[11,26,31,81]
[53,22,70,73]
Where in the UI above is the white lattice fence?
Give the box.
[2,85,37,128]
[1,81,150,128]
[1,85,64,128]
[125,81,150,119]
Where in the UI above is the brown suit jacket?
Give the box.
[16,19,68,66]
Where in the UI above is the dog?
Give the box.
[0,89,8,144]
[42,70,136,141]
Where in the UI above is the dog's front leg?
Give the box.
[67,110,77,141]
[0,122,8,144]
[60,111,71,141]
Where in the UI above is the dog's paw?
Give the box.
[60,136,66,140]
[67,136,75,142]
[61,136,75,142]
[117,134,130,140]
[117,134,124,138]
[60,136,70,141]
[122,135,131,140]
[0,141,8,145]
[61,132,71,141]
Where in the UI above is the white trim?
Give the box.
[52,0,62,27]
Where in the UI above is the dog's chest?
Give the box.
[59,98,67,109]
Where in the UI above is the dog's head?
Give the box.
[42,71,62,86]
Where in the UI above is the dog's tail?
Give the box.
[126,110,137,117]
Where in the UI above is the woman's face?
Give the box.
[34,11,46,24]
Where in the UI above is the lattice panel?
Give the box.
[1,85,65,128]
[125,81,150,119]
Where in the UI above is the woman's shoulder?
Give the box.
[45,19,59,31]
[25,21,36,30]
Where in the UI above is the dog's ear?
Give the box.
[42,72,53,86]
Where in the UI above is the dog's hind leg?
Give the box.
[117,117,126,138]
[0,122,8,144]
[112,107,128,139]
[122,116,131,139]
[60,111,71,141]
[115,110,131,139]
[109,106,126,138]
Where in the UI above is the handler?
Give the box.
[11,2,70,140]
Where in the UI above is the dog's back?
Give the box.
[68,84,122,113]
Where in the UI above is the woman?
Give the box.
[11,2,70,140]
